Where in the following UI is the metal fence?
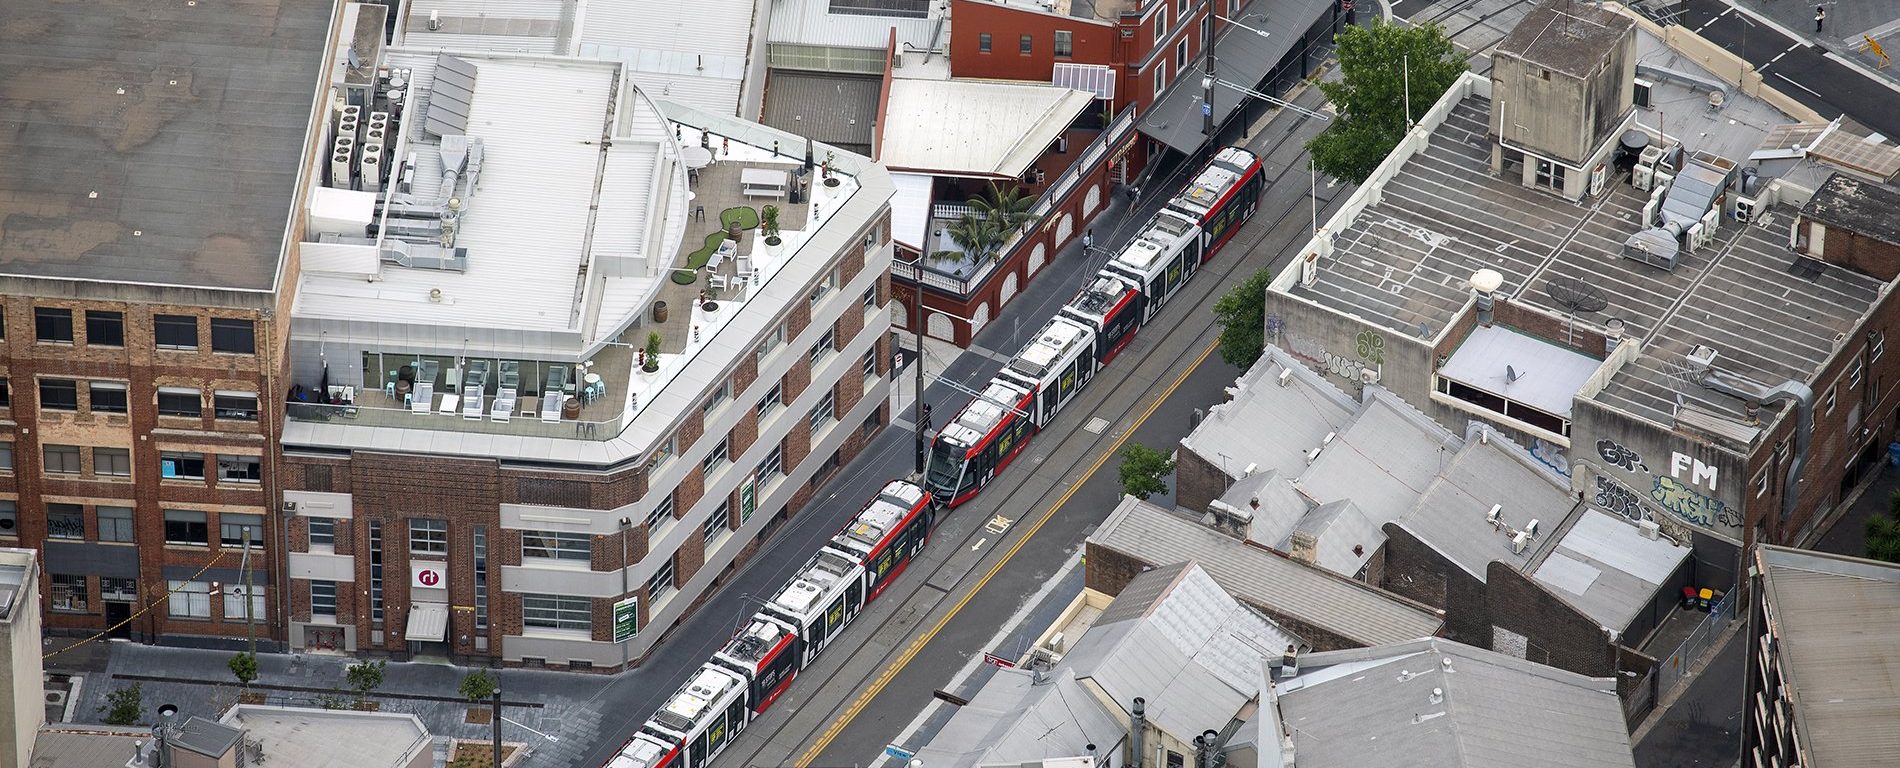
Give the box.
[1654,589,1736,698]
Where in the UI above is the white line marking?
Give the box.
[502,716,560,742]
[1774,72,1828,99]
[1823,51,1900,96]
[1767,44,1798,66]
[1727,3,1815,49]
[971,537,987,551]
[1695,5,1733,32]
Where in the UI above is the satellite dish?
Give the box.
[346,46,365,71]
[1505,365,1526,383]
[1544,276,1608,346]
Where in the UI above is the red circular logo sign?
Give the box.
[418,569,441,587]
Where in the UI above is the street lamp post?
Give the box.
[618,517,632,668]
[1203,2,1218,145]
[492,685,503,767]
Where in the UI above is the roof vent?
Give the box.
[429,288,444,303]
[1429,687,1444,705]
[1685,345,1719,374]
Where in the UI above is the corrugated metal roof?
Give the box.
[1181,347,1359,486]
[761,71,881,152]
[1757,546,1900,766]
[1137,0,1334,155]
[881,79,1095,177]
[1277,638,1634,768]
[1394,434,1576,580]
[578,0,753,65]
[1090,498,1443,646]
[888,172,935,250]
[913,668,1122,768]
[767,0,942,50]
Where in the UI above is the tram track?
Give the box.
[714,108,1343,768]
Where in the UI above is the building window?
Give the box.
[862,349,879,381]
[1229,0,1240,15]
[161,451,206,480]
[809,269,837,308]
[756,323,786,363]
[1156,6,1169,38]
[40,379,78,411]
[1825,384,1838,414]
[702,378,732,416]
[308,517,335,547]
[163,510,209,545]
[809,389,837,432]
[809,450,841,490]
[47,504,84,539]
[523,593,591,631]
[862,285,879,313]
[94,447,131,477]
[1055,30,1074,57]
[157,387,203,417]
[223,584,265,623]
[645,490,676,531]
[369,520,384,626]
[522,530,593,561]
[35,307,74,344]
[1534,158,1564,189]
[218,455,262,484]
[85,311,125,347]
[473,525,489,630]
[703,498,730,545]
[44,444,82,474]
[0,380,8,407]
[861,409,883,437]
[810,327,837,365]
[1020,33,1033,55]
[979,32,992,53]
[98,506,134,542]
[647,555,677,602]
[409,518,448,554]
[168,580,211,618]
[757,380,783,417]
[102,577,136,601]
[703,434,731,472]
[649,434,677,472]
[1875,331,1887,361]
[1154,60,1168,97]
[51,575,89,613]
[0,501,13,536]
[1849,360,1864,390]
[311,580,337,617]
[154,315,198,350]
[90,382,128,413]
[1176,39,1188,70]
[214,392,259,421]
[210,318,255,354]
[1755,469,1770,498]
[759,441,784,480]
[221,513,264,548]
[0,443,10,472]
[1178,0,1189,13]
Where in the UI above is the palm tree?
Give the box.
[946,213,1005,263]
[969,182,1039,233]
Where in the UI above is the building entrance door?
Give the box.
[105,602,132,639]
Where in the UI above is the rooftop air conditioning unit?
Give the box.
[1510,530,1531,554]
[1359,366,1381,385]
[1639,519,1661,539]
[331,136,356,189]
[366,111,389,144]
[1278,369,1293,387]
[360,143,384,192]
[1633,77,1655,109]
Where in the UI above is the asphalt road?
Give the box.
[1676,0,1900,138]
[701,81,1350,767]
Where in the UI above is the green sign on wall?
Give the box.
[740,475,758,523]
[612,596,639,643]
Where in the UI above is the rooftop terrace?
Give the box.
[0,0,330,292]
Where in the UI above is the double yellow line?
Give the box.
[794,336,1220,766]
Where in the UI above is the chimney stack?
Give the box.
[1130,698,1147,768]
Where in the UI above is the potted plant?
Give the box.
[761,205,783,256]
[643,332,662,374]
[822,151,841,197]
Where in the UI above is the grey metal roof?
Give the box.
[1756,545,1900,767]
[1393,432,1578,581]
[1531,509,1690,633]
[0,0,330,291]
[1137,0,1335,155]
[1090,498,1444,647]
[1181,347,1358,486]
[1276,638,1635,768]
[171,717,244,758]
[1296,392,1462,529]
[1492,1,1634,78]
[761,71,881,154]
[1801,173,1900,248]
[425,54,478,137]
[913,668,1123,768]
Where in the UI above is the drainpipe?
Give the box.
[1693,364,1813,525]
[1130,698,1147,768]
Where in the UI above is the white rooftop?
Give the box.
[1438,325,1602,418]
[219,705,432,768]
[1532,509,1691,632]
[880,79,1096,178]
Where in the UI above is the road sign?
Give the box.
[982,652,1017,669]
[1201,102,1213,117]
[884,745,916,762]
[612,596,640,643]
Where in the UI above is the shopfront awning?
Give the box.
[406,602,449,642]
[1137,0,1335,155]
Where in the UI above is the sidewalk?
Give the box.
[63,643,614,768]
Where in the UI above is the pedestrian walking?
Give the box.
[1815,5,1825,33]
[1130,184,1142,202]
[1082,228,1094,252]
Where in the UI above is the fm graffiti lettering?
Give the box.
[1596,439,1648,473]
[1594,476,1649,522]
[1651,475,1740,529]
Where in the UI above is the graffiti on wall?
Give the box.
[1652,475,1740,529]
[1531,438,1571,477]
[1596,439,1648,473]
[1595,476,1650,521]
[1286,329,1386,381]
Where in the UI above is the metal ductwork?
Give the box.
[1688,347,1813,521]
[1130,698,1147,768]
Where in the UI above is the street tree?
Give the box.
[1213,268,1275,370]
[460,669,500,702]
[1119,442,1176,501]
[346,659,386,706]
[1307,23,1467,183]
[1866,490,1900,563]
[228,652,259,689]
[99,683,144,726]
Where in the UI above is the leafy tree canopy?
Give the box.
[1213,268,1275,370]
[1307,23,1467,183]
[1119,442,1177,501]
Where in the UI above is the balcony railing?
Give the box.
[286,401,624,439]
[895,104,1140,298]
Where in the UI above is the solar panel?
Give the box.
[426,54,477,137]
[828,0,931,18]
